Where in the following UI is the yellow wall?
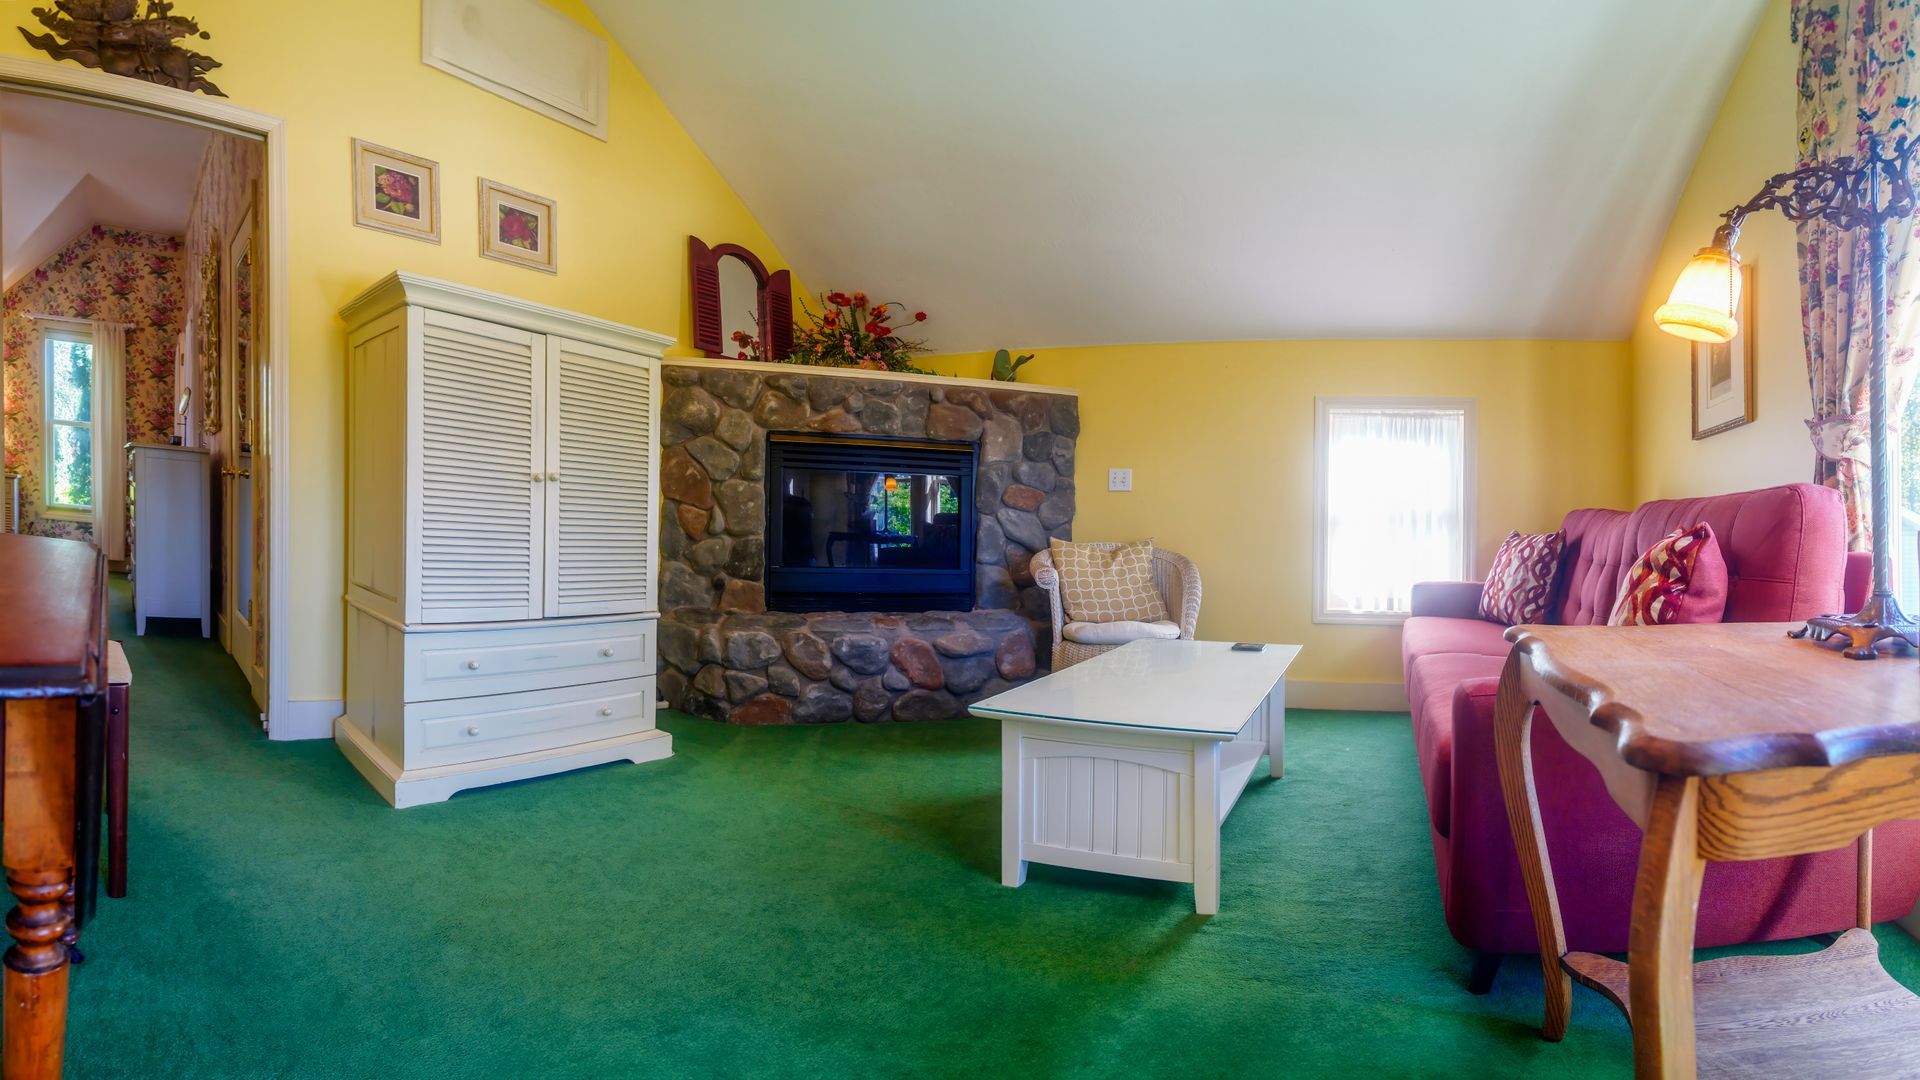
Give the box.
[924,342,1634,688]
[1631,0,1808,501]
[2,2,798,704]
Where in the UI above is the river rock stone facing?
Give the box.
[657,363,1077,722]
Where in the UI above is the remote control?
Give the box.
[1231,642,1265,652]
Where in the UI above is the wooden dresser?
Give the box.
[336,273,669,808]
[0,534,109,1078]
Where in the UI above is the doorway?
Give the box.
[0,58,289,736]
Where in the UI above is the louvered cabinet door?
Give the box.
[409,309,545,624]
[543,337,656,618]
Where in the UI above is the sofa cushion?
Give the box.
[1402,615,1512,664]
[1048,538,1169,623]
[1553,483,1845,625]
[1061,619,1180,645]
[1406,652,1503,837]
[1480,530,1563,625]
[1607,523,1729,625]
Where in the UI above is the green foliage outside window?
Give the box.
[46,338,94,511]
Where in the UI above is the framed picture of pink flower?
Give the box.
[477,178,557,273]
[351,139,441,243]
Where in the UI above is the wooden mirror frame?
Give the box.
[689,236,792,360]
[198,235,221,436]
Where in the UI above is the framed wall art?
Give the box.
[477,178,557,273]
[352,139,442,243]
[1691,262,1756,439]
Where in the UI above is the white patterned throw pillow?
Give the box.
[1049,539,1169,624]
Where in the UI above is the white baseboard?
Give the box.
[1287,680,1407,712]
[271,698,341,741]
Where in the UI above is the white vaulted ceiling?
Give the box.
[2,92,209,290]
[590,0,1766,351]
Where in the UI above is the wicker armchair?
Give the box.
[1030,544,1202,670]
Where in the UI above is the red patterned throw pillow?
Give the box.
[1479,531,1564,625]
[1607,523,1729,626]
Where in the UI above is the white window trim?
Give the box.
[1312,395,1478,625]
[41,325,95,521]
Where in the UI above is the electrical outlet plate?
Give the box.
[1108,467,1133,492]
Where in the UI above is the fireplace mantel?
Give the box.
[662,357,1077,398]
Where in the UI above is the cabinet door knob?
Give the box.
[531,472,543,483]
[598,706,613,717]
[547,471,561,482]
[465,725,480,736]
[599,647,614,657]
[465,659,480,670]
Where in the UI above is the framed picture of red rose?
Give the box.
[478,178,557,274]
[351,139,441,243]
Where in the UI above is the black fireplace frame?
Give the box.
[764,433,977,613]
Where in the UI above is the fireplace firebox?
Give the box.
[765,433,976,612]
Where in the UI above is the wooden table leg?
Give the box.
[3,698,78,1080]
[1628,774,1705,1079]
[1492,653,1572,1041]
[105,683,128,900]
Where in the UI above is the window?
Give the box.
[43,331,96,517]
[1314,397,1474,623]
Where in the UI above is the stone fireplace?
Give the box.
[657,362,1079,723]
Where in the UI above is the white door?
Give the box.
[410,309,545,624]
[542,337,655,618]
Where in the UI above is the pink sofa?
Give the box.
[1404,482,1920,993]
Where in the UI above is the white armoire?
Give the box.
[338,273,669,807]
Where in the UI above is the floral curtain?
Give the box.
[1794,0,1920,549]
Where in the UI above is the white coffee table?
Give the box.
[970,639,1300,914]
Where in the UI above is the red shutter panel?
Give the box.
[766,269,793,361]
[688,235,723,356]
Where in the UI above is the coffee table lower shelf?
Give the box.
[1563,929,1920,1077]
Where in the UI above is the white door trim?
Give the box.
[0,57,295,739]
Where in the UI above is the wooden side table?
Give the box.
[0,535,110,1078]
[1494,622,1920,1078]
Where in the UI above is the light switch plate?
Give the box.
[1108,467,1133,492]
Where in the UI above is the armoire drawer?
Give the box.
[407,677,656,768]
[403,618,654,702]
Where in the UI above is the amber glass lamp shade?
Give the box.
[1654,245,1742,343]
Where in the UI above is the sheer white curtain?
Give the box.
[90,319,127,562]
[1322,406,1467,616]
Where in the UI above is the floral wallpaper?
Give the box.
[2,226,185,540]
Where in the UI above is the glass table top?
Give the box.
[969,639,1301,736]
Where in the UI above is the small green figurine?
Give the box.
[990,348,1034,382]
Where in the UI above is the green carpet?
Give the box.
[61,578,1920,1077]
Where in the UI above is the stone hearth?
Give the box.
[656,361,1079,723]
[660,609,1037,724]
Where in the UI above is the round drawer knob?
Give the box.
[465,660,480,670]
[464,725,480,736]
[598,707,613,717]
[599,647,614,658]
[547,471,561,482]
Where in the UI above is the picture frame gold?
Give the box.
[199,236,221,437]
[477,177,557,273]
[1691,262,1756,440]
[352,139,441,243]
